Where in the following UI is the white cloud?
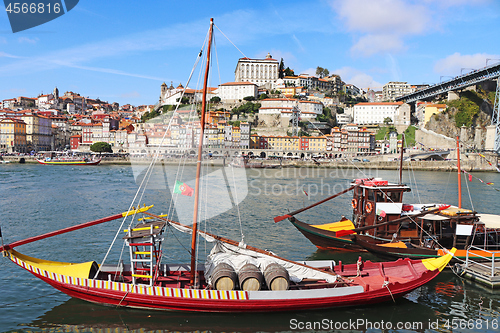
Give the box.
[60,64,166,81]
[433,53,499,75]
[334,0,431,35]
[0,88,26,95]
[18,37,39,44]
[330,0,434,57]
[299,68,317,76]
[334,66,383,90]
[291,35,305,53]
[120,91,141,99]
[351,34,406,57]
[422,0,491,8]
[0,52,24,59]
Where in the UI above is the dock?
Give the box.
[455,246,500,288]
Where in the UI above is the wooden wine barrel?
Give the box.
[238,263,263,291]
[211,263,237,290]
[264,263,289,291]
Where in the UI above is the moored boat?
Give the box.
[37,158,101,165]
[279,138,500,261]
[0,208,456,312]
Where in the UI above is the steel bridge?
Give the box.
[396,62,500,153]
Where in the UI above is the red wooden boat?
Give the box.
[0,207,455,312]
[0,19,455,313]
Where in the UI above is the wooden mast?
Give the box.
[274,184,358,222]
[190,18,214,287]
[456,136,462,208]
[399,133,404,184]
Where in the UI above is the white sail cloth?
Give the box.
[204,241,338,286]
[167,222,338,285]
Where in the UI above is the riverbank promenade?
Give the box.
[1,154,498,172]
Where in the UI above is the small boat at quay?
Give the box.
[0,18,454,313]
[37,158,101,165]
[36,151,101,165]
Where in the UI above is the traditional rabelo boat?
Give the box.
[37,152,101,165]
[37,158,101,165]
[0,19,455,313]
[278,137,500,261]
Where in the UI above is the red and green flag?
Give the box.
[174,181,194,196]
[376,209,386,218]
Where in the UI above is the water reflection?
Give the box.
[23,297,436,333]
[20,272,499,333]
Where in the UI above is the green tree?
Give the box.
[210,96,221,103]
[162,105,175,112]
[448,91,481,127]
[279,58,285,79]
[243,96,255,101]
[259,93,268,100]
[316,66,329,78]
[142,109,161,122]
[284,67,294,76]
[232,101,261,115]
[383,117,393,125]
[90,142,113,154]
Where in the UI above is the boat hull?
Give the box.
[354,235,500,261]
[8,249,450,313]
[37,159,101,165]
[289,217,364,252]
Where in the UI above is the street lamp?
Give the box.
[460,68,475,75]
[440,76,453,83]
[486,59,500,66]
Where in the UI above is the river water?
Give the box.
[0,162,499,332]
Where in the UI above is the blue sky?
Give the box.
[1,0,499,106]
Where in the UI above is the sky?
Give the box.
[1,0,500,107]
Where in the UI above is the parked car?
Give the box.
[362,158,370,162]
[352,158,361,162]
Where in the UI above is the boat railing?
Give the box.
[465,245,498,277]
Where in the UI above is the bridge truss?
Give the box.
[493,79,500,153]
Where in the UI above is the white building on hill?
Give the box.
[234,53,279,87]
[216,82,258,103]
[353,102,410,126]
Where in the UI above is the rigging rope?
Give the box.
[96,25,210,274]
[464,170,475,211]
[229,163,245,243]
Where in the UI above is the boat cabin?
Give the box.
[351,178,411,237]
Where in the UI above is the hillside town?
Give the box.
[0,53,498,159]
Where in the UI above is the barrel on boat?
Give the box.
[238,263,263,291]
[211,262,237,290]
[264,263,289,291]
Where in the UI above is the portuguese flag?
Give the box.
[174,181,194,196]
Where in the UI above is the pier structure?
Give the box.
[456,245,500,288]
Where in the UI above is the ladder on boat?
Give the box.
[124,219,166,286]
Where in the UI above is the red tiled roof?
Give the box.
[356,102,403,106]
[220,82,257,86]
